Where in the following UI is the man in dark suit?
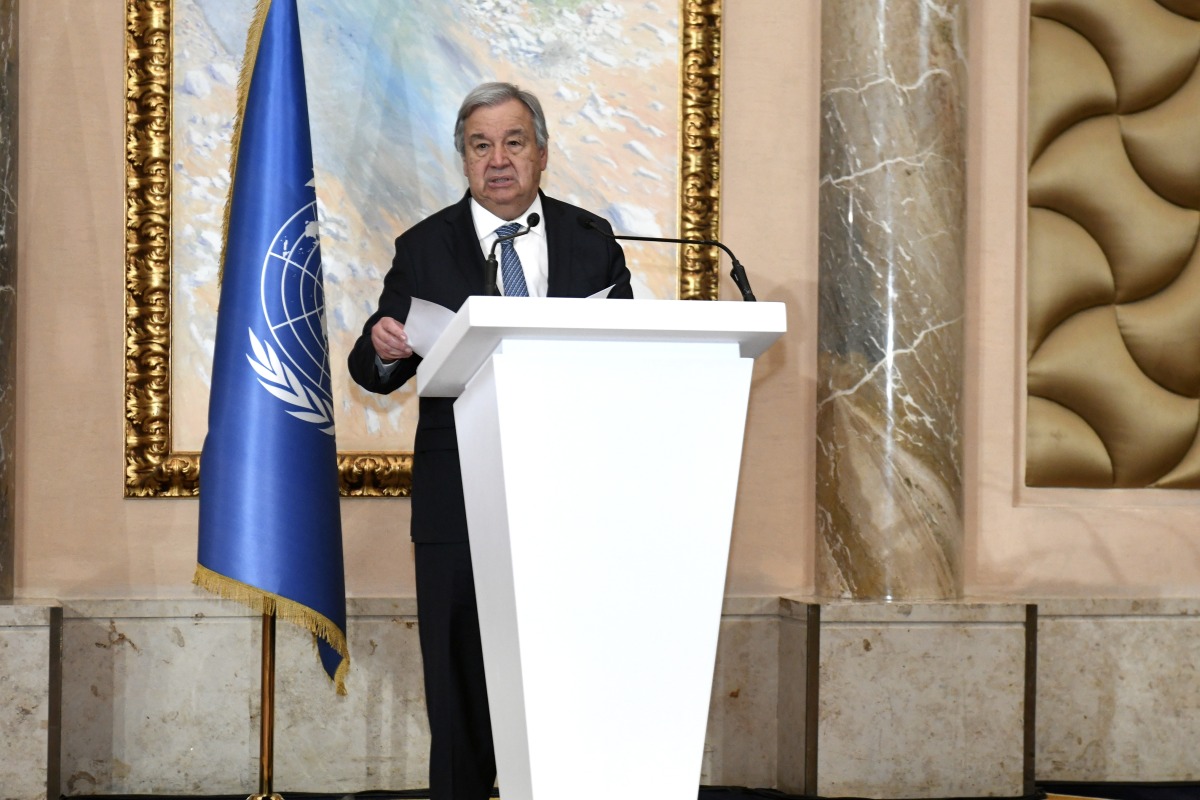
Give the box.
[348,82,632,800]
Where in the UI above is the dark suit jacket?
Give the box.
[348,190,633,542]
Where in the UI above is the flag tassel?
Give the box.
[194,565,349,695]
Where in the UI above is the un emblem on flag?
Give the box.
[246,201,336,434]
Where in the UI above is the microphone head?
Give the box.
[526,212,540,229]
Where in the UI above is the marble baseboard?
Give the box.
[703,596,787,787]
[60,597,426,796]
[14,594,1200,797]
[62,600,260,795]
[780,599,1034,799]
[273,599,427,791]
[56,595,780,796]
[49,594,787,796]
[0,602,62,800]
[1036,599,1200,783]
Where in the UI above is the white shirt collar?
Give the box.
[470,194,546,244]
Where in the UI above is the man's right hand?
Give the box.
[371,317,413,362]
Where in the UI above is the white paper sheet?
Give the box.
[407,289,615,356]
[405,297,456,357]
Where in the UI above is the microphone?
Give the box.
[577,215,757,301]
[485,213,541,296]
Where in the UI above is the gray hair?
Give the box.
[453,82,549,157]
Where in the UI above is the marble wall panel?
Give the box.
[1037,599,1200,782]
[43,594,1200,794]
[47,595,1083,796]
[272,599,427,792]
[0,603,61,800]
[54,597,788,795]
[60,600,259,796]
[815,602,1029,798]
[776,599,813,795]
[702,598,781,788]
[61,598,430,796]
[0,0,17,602]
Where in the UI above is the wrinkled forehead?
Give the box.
[465,99,535,132]
[467,124,530,143]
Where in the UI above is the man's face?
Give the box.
[461,98,548,221]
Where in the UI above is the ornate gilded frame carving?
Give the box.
[124,0,723,497]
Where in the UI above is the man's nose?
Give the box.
[488,146,510,167]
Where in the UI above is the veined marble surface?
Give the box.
[60,597,427,795]
[0,602,60,800]
[703,615,779,787]
[34,595,1200,794]
[54,595,792,794]
[0,0,17,602]
[815,0,968,600]
[806,599,1030,798]
[61,605,259,795]
[797,598,1031,624]
[777,607,813,793]
[1,599,60,626]
[1037,598,1200,782]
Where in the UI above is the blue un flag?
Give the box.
[196,0,349,693]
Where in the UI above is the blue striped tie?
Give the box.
[496,222,530,297]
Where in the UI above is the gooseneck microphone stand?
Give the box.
[577,215,757,301]
[484,213,541,296]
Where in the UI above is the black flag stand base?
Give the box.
[249,611,284,800]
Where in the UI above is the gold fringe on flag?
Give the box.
[194,564,350,695]
[218,0,273,285]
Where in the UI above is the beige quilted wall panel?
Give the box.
[1027,0,1200,488]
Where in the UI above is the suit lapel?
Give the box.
[443,192,584,299]
[443,192,487,299]
[543,193,569,298]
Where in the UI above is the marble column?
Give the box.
[0,0,15,602]
[816,0,967,600]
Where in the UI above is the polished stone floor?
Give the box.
[1045,785,1200,800]
[64,786,1142,800]
[63,781,1200,800]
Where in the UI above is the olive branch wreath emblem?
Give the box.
[246,328,336,435]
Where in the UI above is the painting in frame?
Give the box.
[125,0,723,497]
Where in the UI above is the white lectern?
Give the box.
[417,297,786,800]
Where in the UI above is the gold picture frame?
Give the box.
[124,0,723,498]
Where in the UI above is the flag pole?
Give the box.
[249,611,283,800]
[198,0,349,789]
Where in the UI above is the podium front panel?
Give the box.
[453,339,753,800]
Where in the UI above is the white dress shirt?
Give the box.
[470,195,548,297]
